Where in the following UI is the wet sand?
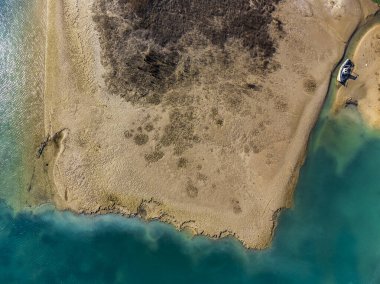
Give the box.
[39,0,378,248]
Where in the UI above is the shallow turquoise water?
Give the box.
[0,0,45,207]
[2,1,380,283]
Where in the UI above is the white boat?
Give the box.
[337,58,356,86]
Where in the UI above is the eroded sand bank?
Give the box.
[38,0,378,248]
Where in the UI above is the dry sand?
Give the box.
[36,0,378,248]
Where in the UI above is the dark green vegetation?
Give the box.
[144,150,165,162]
[160,108,199,155]
[124,130,133,138]
[303,78,317,93]
[144,123,154,132]
[93,0,281,102]
[95,0,282,159]
[185,180,198,198]
[177,157,188,168]
[133,133,149,145]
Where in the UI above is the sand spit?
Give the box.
[39,0,378,248]
[334,22,380,128]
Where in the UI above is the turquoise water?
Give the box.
[2,1,380,283]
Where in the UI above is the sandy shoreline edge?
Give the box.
[39,0,378,248]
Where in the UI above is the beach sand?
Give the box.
[36,0,378,248]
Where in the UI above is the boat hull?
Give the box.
[337,58,354,85]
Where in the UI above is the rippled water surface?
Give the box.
[2,1,380,283]
[0,0,45,207]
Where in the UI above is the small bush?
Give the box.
[145,150,165,162]
[186,182,198,198]
[144,123,154,132]
[124,130,133,138]
[134,134,149,145]
[177,157,188,168]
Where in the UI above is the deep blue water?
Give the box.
[2,1,380,283]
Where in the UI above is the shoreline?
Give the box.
[8,0,50,210]
[39,0,378,249]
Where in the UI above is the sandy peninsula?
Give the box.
[34,0,378,248]
[333,22,380,128]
